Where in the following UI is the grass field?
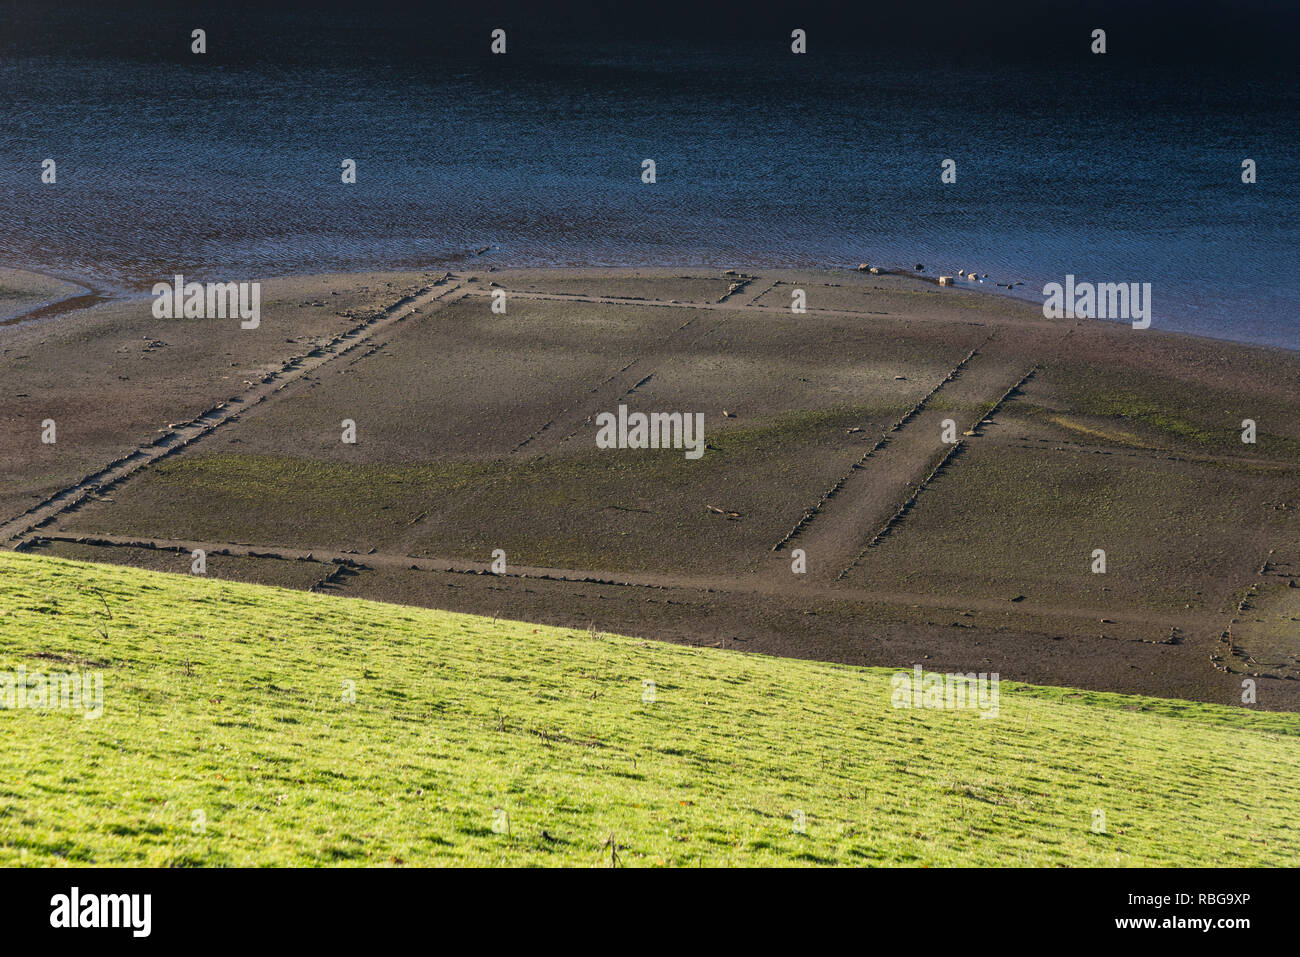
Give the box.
[1,551,1296,866]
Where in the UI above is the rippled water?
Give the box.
[0,3,1296,348]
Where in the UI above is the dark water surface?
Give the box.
[1,2,1296,348]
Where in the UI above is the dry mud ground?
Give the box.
[3,267,1298,709]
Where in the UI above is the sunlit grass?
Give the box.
[1,552,1295,866]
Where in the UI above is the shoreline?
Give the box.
[0,267,98,327]
[3,261,1297,357]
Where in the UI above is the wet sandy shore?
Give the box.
[3,266,1298,709]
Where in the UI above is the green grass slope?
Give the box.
[0,552,1296,867]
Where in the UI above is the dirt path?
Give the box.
[766,330,1041,582]
[832,364,1040,581]
[24,530,1209,637]
[457,287,917,322]
[0,279,465,548]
